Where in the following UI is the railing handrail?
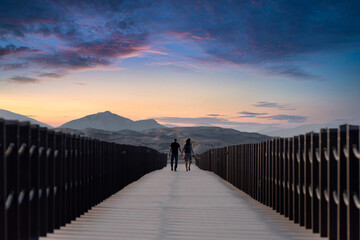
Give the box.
[0,118,167,240]
[197,124,360,240]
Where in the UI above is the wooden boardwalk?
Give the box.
[42,165,324,240]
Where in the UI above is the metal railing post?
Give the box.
[347,126,360,239]
[0,119,6,240]
[292,136,299,224]
[39,127,48,236]
[19,122,31,240]
[30,125,40,238]
[327,128,338,240]
[283,138,289,217]
[304,133,312,229]
[318,128,328,237]
[310,132,319,233]
[0,119,167,240]
[337,125,347,240]
[298,134,305,226]
[196,124,360,240]
[279,138,284,215]
[287,138,294,221]
[47,130,55,233]
[5,121,20,240]
[54,131,64,229]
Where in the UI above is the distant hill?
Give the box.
[59,111,165,131]
[258,123,347,137]
[58,126,272,154]
[0,109,53,128]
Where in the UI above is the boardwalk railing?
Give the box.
[197,124,360,240]
[0,119,167,240]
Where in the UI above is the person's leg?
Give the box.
[170,154,174,171]
[188,155,192,171]
[174,153,178,171]
[185,154,190,171]
[185,160,188,171]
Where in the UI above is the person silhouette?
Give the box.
[169,138,182,171]
[183,138,194,171]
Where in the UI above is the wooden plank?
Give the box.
[42,165,324,240]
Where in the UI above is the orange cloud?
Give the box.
[192,35,203,40]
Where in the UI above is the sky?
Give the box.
[0,0,359,131]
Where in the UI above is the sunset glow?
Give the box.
[0,0,359,131]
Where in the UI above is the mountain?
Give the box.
[258,123,343,137]
[58,126,272,154]
[0,109,53,128]
[59,111,165,131]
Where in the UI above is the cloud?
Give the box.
[238,111,268,117]
[74,82,87,86]
[237,110,306,123]
[0,0,359,79]
[253,101,296,110]
[0,44,38,56]
[267,65,319,80]
[7,76,40,84]
[75,36,148,58]
[0,0,149,73]
[263,114,307,123]
[153,0,359,79]
[207,114,226,117]
[38,72,66,78]
[200,1,358,58]
[29,52,110,70]
[1,63,27,71]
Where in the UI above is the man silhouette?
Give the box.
[169,138,182,171]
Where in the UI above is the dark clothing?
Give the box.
[184,152,192,162]
[170,142,180,154]
[184,143,192,153]
[171,153,178,170]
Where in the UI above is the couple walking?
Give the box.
[169,138,194,171]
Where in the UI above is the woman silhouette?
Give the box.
[183,138,194,171]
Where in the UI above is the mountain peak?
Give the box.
[59,111,165,131]
[91,111,115,116]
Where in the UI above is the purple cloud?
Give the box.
[29,52,110,70]
[207,114,226,117]
[0,0,358,80]
[0,0,149,74]
[38,72,66,78]
[1,63,27,71]
[238,111,268,117]
[267,65,319,80]
[0,44,38,56]
[7,76,40,84]
[75,36,147,58]
[253,101,296,110]
[236,110,306,123]
[159,0,359,79]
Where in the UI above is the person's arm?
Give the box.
[169,147,172,156]
[179,145,183,155]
